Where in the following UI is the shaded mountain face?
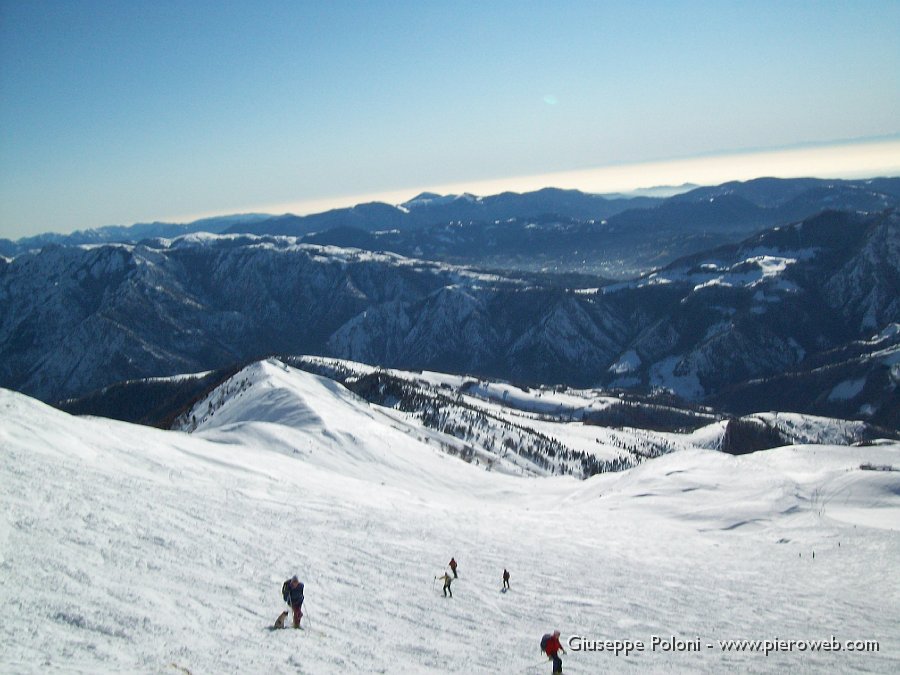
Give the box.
[706,331,900,431]
[603,209,899,403]
[2,209,898,426]
[0,239,635,403]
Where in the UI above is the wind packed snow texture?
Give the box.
[1,360,899,673]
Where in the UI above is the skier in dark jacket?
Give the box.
[449,557,458,578]
[283,576,305,628]
[502,568,510,590]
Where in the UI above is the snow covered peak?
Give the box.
[399,192,483,210]
[177,358,336,431]
[400,192,459,209]
[173,358,538,484]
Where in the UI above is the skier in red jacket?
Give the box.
[449,557,458,578]
[542,630,566,674]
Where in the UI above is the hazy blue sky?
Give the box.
[1,0,898,238]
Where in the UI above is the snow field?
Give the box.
[1,362,899,673]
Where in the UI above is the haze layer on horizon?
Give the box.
[252,137,900,221]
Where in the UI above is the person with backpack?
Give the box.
[282,575,305,628]
[541,630,565,674]
[449,557,458,578]
[502,568,510,590]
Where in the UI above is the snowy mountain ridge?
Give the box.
[166,357,888,479]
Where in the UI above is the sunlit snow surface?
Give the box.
[2,359,899,673]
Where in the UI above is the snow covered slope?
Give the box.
[2,361,899,673]
[284,355,887,476]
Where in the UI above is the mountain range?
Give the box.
[4,177,898,278]
[297,177,900,277]
[1,183,897,426]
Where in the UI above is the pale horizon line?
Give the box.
[184,136,900,223]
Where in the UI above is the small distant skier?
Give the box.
[437,572,453,597]
[449,557,458,578]
[282,575,305,628]
[502,568,510,590]
[542,630,565,674]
